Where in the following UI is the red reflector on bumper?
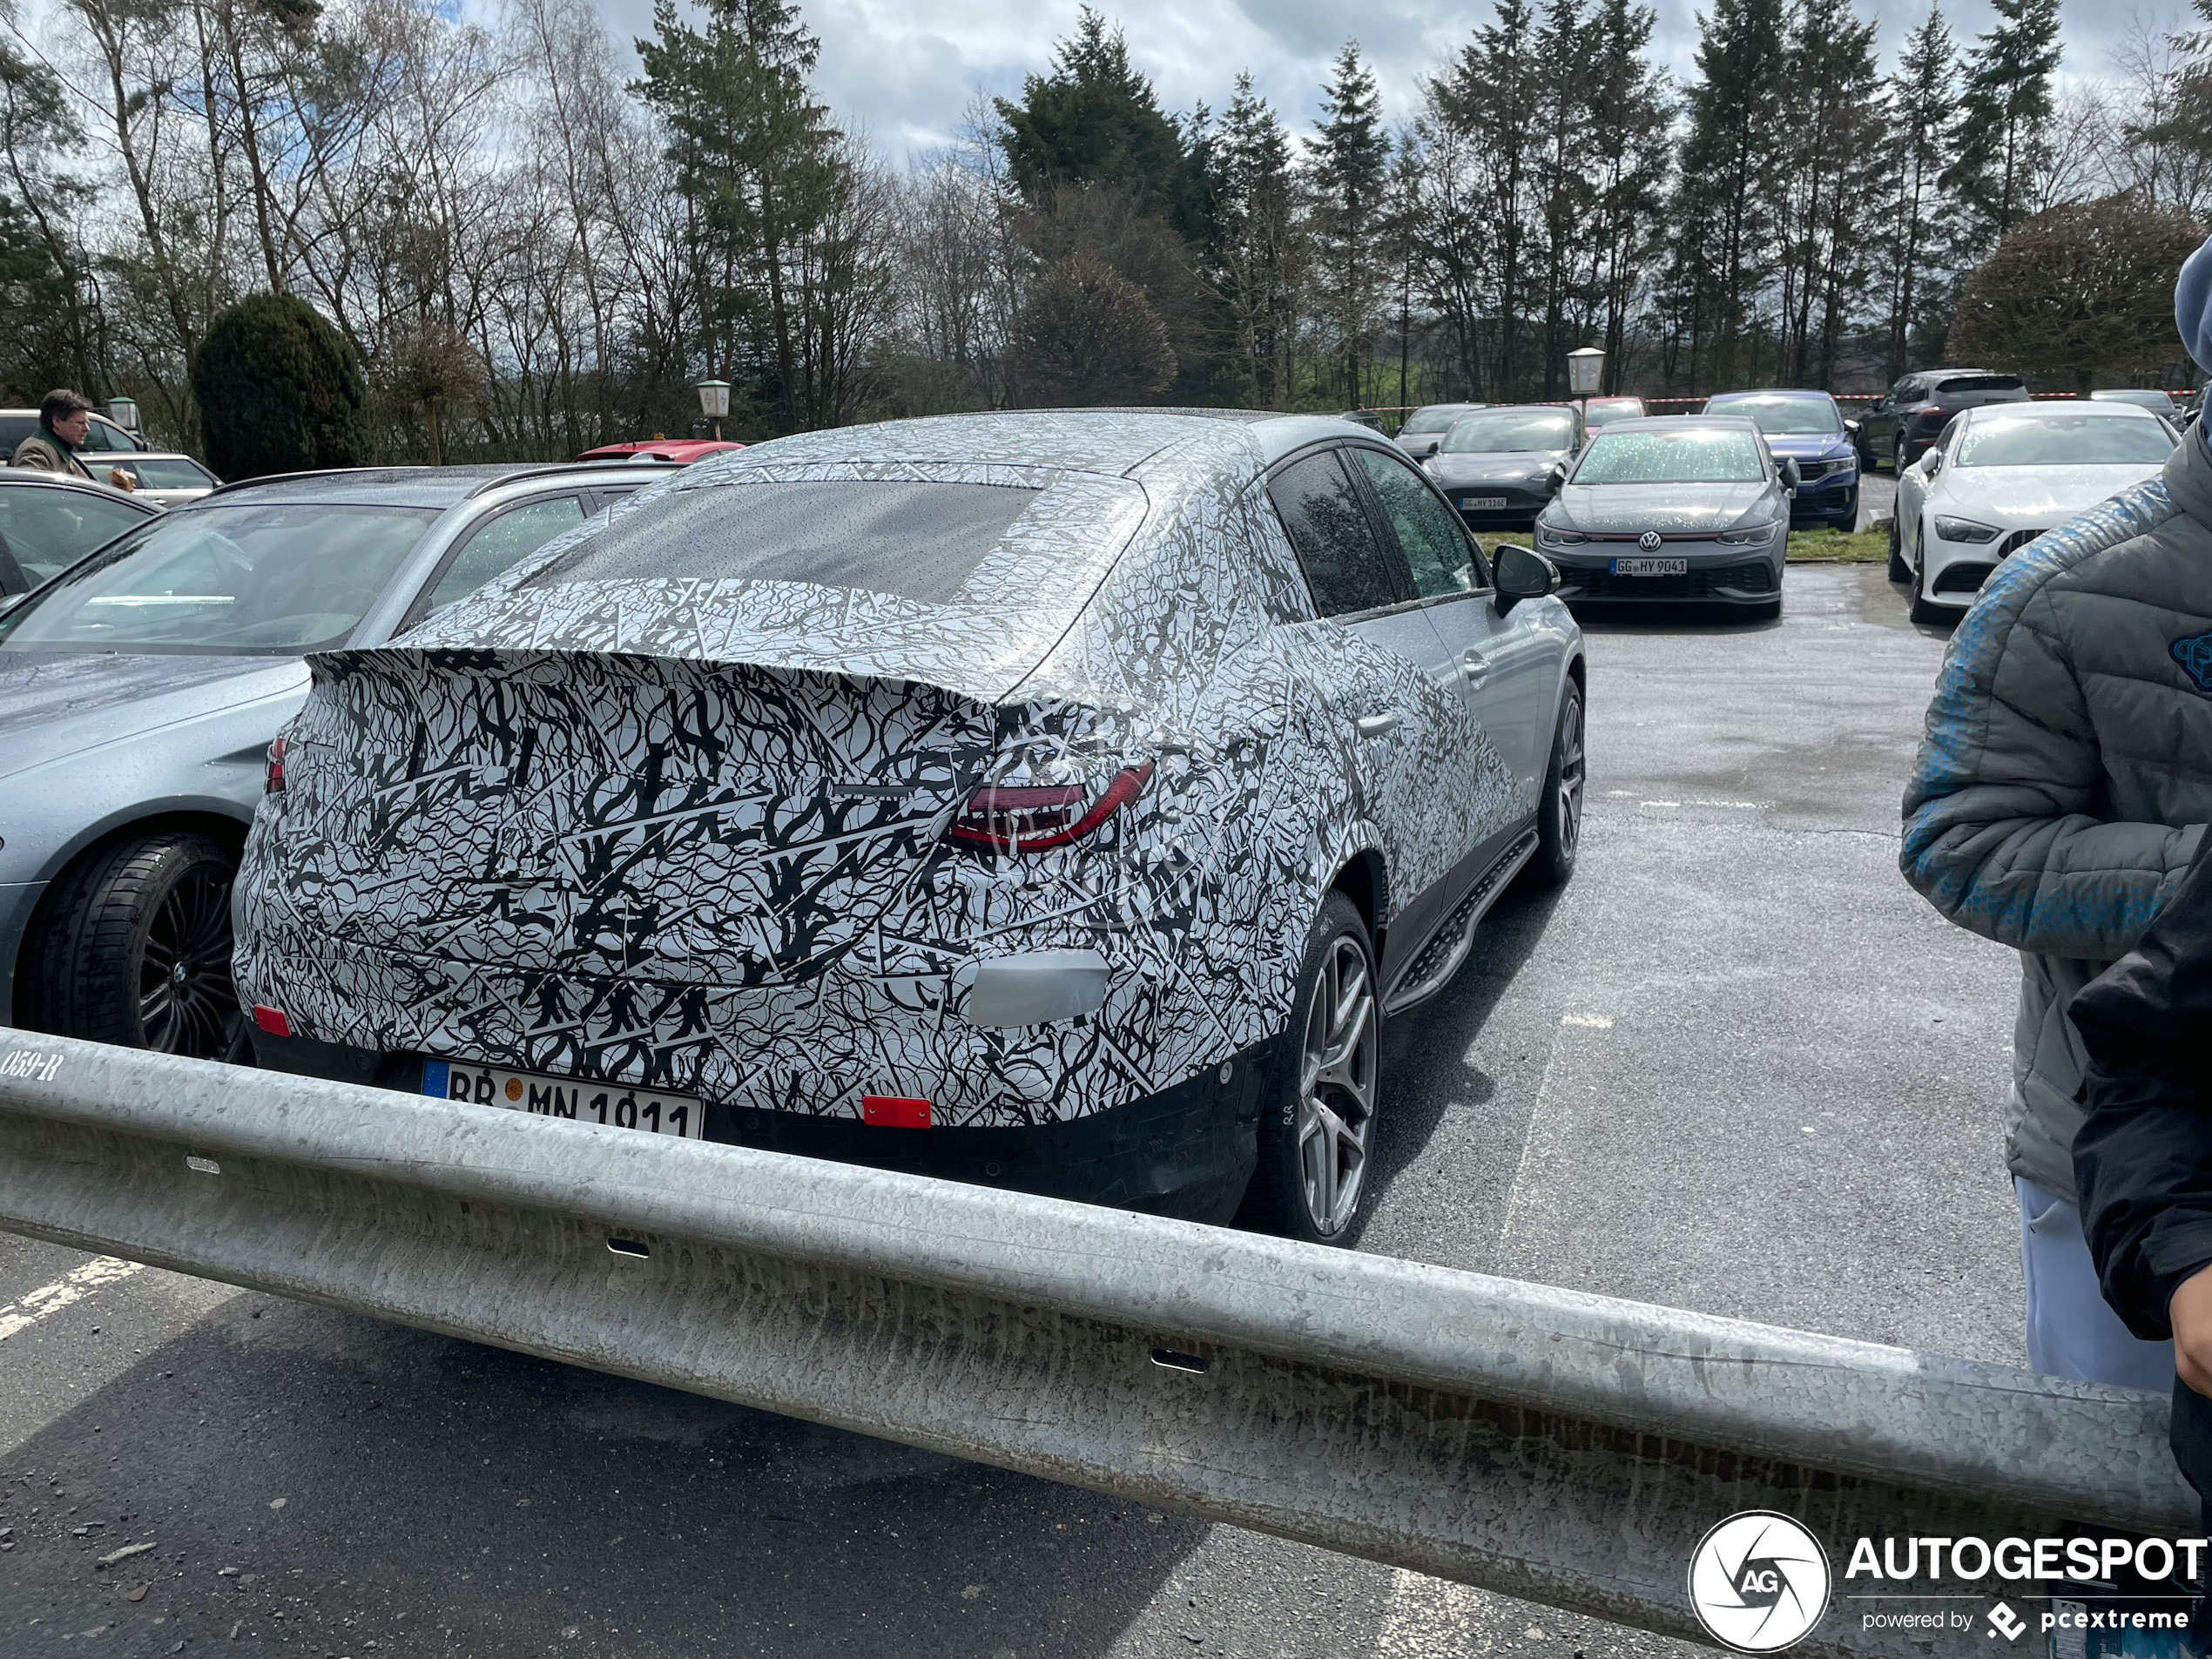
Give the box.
[251,1005,292,1038]
[862,1094,931,1129]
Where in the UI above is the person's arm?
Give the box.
[1900,491,2202,957]
[2074,836,2212,1366]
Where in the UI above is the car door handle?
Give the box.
[1460,650,1491,685]
[1356,711,1402,738]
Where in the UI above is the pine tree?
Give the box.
[1531,0,1596,395]
[1777,0,1885,385]
[1582,0,1672,391]
[1946,0,2062,253]
[995,9,1204,242]
[1669,0,1790,388]
[1431,0,1540,395]
[1307,42,1389,408]
[1884,6,1961,376]
[1215,73,1302,405]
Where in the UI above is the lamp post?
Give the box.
[1566,346,1605,398]
[105,396,140,435]
[694,379,731,442]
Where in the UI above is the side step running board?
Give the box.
[1381,828,1541,1016]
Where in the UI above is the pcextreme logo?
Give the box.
[1688,1511,1834,1653]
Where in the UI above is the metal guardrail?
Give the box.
[0,1027,2195,1656]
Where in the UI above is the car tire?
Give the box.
[26,832,250,1061]
[1908,531,1947,626]
[1238,892,1379,1246]
[1527,684,1584,888]
[1835,487,1858,529]
[1887,516,1910,582]
[1892,435,1910,473]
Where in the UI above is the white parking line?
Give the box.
[1372,1567,1481,1656]
[0,1256,145,1342]
[1494,1011,1614,1278]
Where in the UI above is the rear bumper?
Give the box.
[251,1028,1271,1224]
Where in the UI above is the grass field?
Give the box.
[1787,526,1891,563]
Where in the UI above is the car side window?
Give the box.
[1269,451,1399,617]
[0,485,151,586]
[419,496,586,618]
[1348,447,1486,597]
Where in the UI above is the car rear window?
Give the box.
[112,457,215,489]
[1935,375,2024,395]
[1399,407,1472,435]
[1571,428,1765,484]
[1955,415,2175,468]
[1441,410,1577,453]
[528,480,1044,604]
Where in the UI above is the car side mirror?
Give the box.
[1779,458,1802,492]
[1494,544,1559,603]
[1547,461,1568,489]
[1843,417,1861,435]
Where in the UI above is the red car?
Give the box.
[574,439,745,464]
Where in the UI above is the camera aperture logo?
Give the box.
[1689,1511,1833,1652]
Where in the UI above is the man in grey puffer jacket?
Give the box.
[1902,278,2212,1387]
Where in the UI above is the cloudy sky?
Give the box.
[583,0,2183,161]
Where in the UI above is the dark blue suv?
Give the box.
[1702,390,1859,530]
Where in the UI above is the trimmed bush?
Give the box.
[192,294,374,479]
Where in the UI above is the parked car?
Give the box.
[2090,388,2180,418]
[574,439,745,464]
[97,452,220,508]
[1532,415,1791,617]
[0,408,148,461]
[1891,401,2174,625]
[1394,402,1486,461]
[1422,405,1586,531]
[0,471,162,594]
[1577,396,1647,430]
[1855,369,2028,471]
[0,462,677,1063]
[1702,389,1859,529]
[233,412,1587,1244]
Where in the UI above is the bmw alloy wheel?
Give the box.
[138,860,245,1057]
[1298,933,1378,1236]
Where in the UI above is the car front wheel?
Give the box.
[1527,685,1584,887]
[1908,528,1948,626]
[1888,515,1910,582]
[1238,892,1379,1245]
[26,831,249,1061]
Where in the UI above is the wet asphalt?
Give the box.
[0,554,2018,1659]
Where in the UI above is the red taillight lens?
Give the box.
[945,760,1155,853]
[264,736,287,794]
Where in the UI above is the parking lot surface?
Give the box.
[0,564,2019,1658]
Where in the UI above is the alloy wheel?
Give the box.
[1297,934,1379,1237]
[1554,694,1586,860]
[138,864,244,1058]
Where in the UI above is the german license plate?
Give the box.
[1461,496,1508,510]
[1609,557,1688,576]
[422,1058,706,1139]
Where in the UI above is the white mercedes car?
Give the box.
[1892,401,2177,623]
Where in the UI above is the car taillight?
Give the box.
[265,737,287,794]
[946,760,1155,853]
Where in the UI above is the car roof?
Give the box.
[188,462,679,509]
[1588,414,1762,433]
[0,469,160,501]
[1963,401,2155,421]
[703,409,1400,477]
[1705,388,1832,401]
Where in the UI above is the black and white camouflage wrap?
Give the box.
[234,413,1528,1128]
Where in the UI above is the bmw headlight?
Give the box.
[1716,521,1780,546]
[1535,523,1588,548]
[1932,516,2000,543]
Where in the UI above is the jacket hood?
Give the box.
[0,651,307,775]
[1550,481,1775,535]
[1934,462,2169,525]
[1426,450,1568,486]
[2164,423,2212,529]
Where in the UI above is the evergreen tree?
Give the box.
[1431,0,1540,395]
[0,41,94,401]
[1306,42,1390,408]
[1946,0,2062,253]
[1531,0,1596,395]
[1777,0,1885,385]
[1884,6,1962,376]
[995,9,1204,241]
[192,293,374,479]
[1215,73,1302,405]
[1669,0,1790,388]
[636,0,846,434]
[1582,0,1672,391]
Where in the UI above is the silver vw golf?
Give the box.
[1531,415,1794,617]
[236,412,1588,1242]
